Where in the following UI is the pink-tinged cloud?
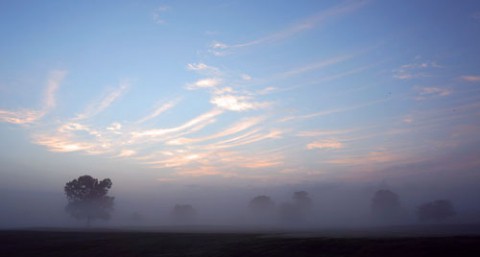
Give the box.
[0,110,44,125]
[460,75,480,82]
[0,70,67,125]
[307,139,343,150]
[417,87,451,97]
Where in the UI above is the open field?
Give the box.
[1,227,480,257]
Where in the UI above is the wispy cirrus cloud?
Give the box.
[0,70,67,125]
[209,0,369,55]
[136,98,180,123]
[152,5,169,24]
[415,86,451,100]
[166,116,263,146]
[297,129,351,137]
[393,61,441,80]
[280,98,385,122]
[75,82,129,120]
[280,55,353,79]
[131,108,223,139]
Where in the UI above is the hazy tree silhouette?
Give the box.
[278,191,313,224]
[293,191,312,212]
[249,195,275,214]
[371,189,401,221]
[417,199,456,222]
[171,204,196,223]
[64,175,114,227]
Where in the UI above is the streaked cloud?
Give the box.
[166,116,263,145]
[132,108,223,139]
[327,150,399,166]
[75,82,129,120]
[393,61,441,80]
[43,70,67,110]
[186,63,219,75]
[209,0,369,55]
[307,139,343,150]
[0,109,44,125]
[280,99,385,122]
[0,70,67,124]
[460,75,480,82]
[280,55,353,79]
[136,98,180,123]
[415,86,451,100]
[297,129,351,137]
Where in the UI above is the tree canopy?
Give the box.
[64,175,114,226]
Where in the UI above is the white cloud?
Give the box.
[132,109,223,139]
[210,94,269,112]
[307,139,343,150]
[186,78,221,90]
[187,63,215,71]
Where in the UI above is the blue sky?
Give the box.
[1,0,480,192]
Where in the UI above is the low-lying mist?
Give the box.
[1,176,480,233]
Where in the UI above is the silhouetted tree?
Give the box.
[371,189,401,220]
[293,191,312,212]
[64,175,114,227]
[249,195,275,213]
[417,199,456,222]
[172,204,196,223]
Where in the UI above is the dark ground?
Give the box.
[1,228,480,257]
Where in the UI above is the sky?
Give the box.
[1,0,480,209]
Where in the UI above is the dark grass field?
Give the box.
[1,228,480,257]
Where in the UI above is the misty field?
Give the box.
[1,229,480,257]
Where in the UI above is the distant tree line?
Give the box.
[63,175,457,227]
